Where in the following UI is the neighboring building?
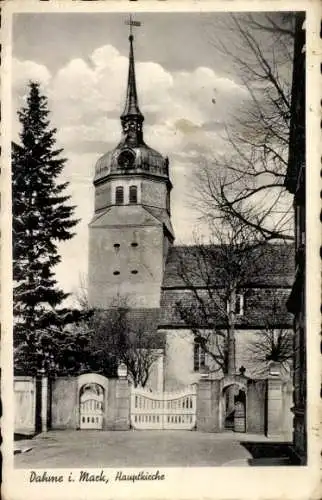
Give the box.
[88,29,294,392]
[284,13,306,465]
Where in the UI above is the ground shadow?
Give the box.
[240,441,294,466]
[14,433,35,441]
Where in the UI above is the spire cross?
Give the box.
[125,15,141,40]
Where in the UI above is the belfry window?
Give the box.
[129,185,138,204]
[115,186,124,205]
[194,339,206,372]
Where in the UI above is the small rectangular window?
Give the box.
[129,185,138,204]
[227,293,244,316]
[236,294,244,316]
[194,340,206,372]
[115,186,124,205]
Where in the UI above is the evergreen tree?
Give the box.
[12,82,79,374]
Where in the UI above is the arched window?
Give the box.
[115,186,124,205]
[129,185,138,204]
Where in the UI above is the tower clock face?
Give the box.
[117,149,135,168]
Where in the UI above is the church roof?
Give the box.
[89,205,173,232]
[94,144,169,184]
[93,29,170,186]
[121,33,143,120]
[162,243,295,288]
[159,243,295,329]
[159,288,293,329]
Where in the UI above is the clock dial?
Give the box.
[117,149,135,168]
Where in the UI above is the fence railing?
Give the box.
[131,385,197,430]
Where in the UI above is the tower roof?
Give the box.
[94,20,170,185]
[121,34,144,121]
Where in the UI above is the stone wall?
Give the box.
[266,375,293,440]
[196,379,221,432]
[14,376,36,435]
[51,374,130,431]
[247,380,267,434]
[51,377,78,429]
[105,378,130,430]
[282,379,293,441]
[195,375,292,437]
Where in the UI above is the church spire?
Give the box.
[121,30,143,119]
[120,17,144,146]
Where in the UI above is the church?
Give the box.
[88,28,294,393]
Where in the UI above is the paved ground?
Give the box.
[14,430,292,468]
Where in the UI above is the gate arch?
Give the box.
[79,383,104,429]
[219,377,247,432]
[77,374,109,430]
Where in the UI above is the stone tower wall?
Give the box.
[88,223,166,308]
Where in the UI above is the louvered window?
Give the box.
[115,186,124,205]
[129,185,138,204]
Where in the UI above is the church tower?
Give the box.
[88,25,174,309]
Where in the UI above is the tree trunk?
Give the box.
[226,289,237,414]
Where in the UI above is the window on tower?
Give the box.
[115,186,124,205]
[129,185,138,204]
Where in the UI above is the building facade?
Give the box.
[284,13,306,465]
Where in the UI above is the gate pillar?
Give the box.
[266,375,284,438]
[105,378,131,430]
[196,378,221,432]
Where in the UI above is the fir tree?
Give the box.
[12,82,79,374]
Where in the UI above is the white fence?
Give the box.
[131,385,197,430]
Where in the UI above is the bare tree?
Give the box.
[248,291,293,374]
[248,327,293,373]
[174,218,293,414]
[174,221,270,412]
[88,298,161,387]
[196,13,297,242]
[176,229,256,374]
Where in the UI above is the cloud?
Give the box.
[13,43,247,158]
[13,58,51,91]
[12,44,248,295]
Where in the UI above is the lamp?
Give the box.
[117,362,128,379]
[269,361,281,376]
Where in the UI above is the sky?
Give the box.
[11,12,292,301]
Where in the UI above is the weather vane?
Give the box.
[125,14,141,39]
